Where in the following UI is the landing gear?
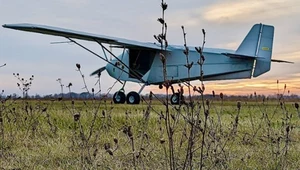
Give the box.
[112,83,145,105]
[170,93,180,105]
[126,91,140,104]
[113,91,126,104]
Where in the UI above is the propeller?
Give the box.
[90,66,106,77]
[0,63,6,68]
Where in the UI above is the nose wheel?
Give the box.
[113,91,126,104]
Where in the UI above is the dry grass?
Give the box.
[1,98,299,169]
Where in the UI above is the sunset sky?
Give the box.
[0,0,300,96]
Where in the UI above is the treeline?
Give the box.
[1,92,299,100]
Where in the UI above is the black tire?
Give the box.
[170,93,180,105]
[126,91,140,104]
[113,91,126,104]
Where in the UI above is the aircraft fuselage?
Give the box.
[106,46,255,85]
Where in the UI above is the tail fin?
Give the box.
[236,24,274,77]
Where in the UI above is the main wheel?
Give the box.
[170,93,180,105]
[126,91,140,104]
[113,91,126,104]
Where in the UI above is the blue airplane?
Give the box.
[2,23,290,104]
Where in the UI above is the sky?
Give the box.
[0,0,300,97]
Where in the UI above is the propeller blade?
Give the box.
[90,67,106,77]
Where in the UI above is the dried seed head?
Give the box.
[212,91,215,98]
[113,138,118,144]
[42,107,47,112]
[220,93,224,100]
[76,63,81,70]
[149,91,153,100]
[93,148,98,158]
[157,18,165,24]
[286,125,290,133]
[237,101,241,110]
[106,148,113,156]
[144,133,149,140]
[205,109,209,117]
[161,2,168,10]
[295,103,299,109]
[73,113,80,121]
[171,113,176,121]
[206,99,210,107]
[160,138,165,144]
[127,126,133,139]
[202,29,206,35]
[104,143,111,150]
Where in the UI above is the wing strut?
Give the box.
[95,40,146,83]
[66,37,146,83]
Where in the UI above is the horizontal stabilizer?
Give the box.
[271,59,294,64]
[222,53,260,60]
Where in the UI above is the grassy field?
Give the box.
[1,97,300,169]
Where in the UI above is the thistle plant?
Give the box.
[13,73,34,98]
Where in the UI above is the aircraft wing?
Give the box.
[2,23,163,50]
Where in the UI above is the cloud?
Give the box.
[203,0,300,23]
[1,0,299,96]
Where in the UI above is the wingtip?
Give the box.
[2,24,21,29]
[2,24,14,28]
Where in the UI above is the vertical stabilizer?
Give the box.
[236,24,262,56]
[236,24,274,77]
